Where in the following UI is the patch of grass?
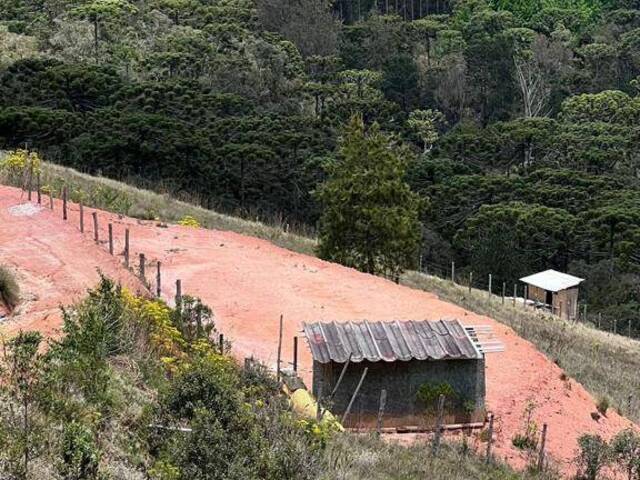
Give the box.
[322,434,557,480]
[596,396,609,416]
[400,272,640,423]
[0,266,19,311]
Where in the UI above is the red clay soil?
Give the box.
[0,184,636,475]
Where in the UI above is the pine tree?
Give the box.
[316,114,423,278]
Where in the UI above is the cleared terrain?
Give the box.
[0,184,636,475]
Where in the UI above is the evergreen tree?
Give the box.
[316,114,423,277]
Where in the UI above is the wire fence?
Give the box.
[418,256,640,341]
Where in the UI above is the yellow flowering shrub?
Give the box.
[1,149,42,181]
[121,288,185,364]
[178,215,201,228]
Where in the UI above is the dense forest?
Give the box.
[1,0,640,323]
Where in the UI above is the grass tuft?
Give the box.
[0,266,19,311]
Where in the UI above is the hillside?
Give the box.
[1,173,639,476]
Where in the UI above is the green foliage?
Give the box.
[610,429,640,480]
[58,421,102,480]
[576,434,611,480]
[316,114,423,277]
[416,382,458,408]
[0,265,19,311]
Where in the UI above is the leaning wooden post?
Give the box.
[36,172,41,204]
[124,229,130,267]
[276,314,284,381]
[156,261,161,297]
[49,190,53,210]
[469,272,473,293]
[175,279,182,309]
[537,423,548,471]
[451,261,455,283]
[219,333,224,354]
[376,389,387,435]
[316,381,323,422]
[293,336,298,373]
[432,394,446,455]
[79,203,84,232]
[62,186,68,220]
[487,274,492,297]
[485,413,494,464]
[139,253,146,282]
[330,353,352,400]
[502,282,506,305]
[108,223,114,255]
[341,368,368,425]
[92,212,98,242]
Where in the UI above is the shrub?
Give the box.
[610,429,640,480]
[0,266,20,311]
[178,215,201,228]
[596,396,609,415]
[416,382,457,409]
[58,421,101,480]
[576,434,610,480]
[512,433,537,451]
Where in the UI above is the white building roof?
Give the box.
[519,269,584,293]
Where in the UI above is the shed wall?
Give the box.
[313,358,485,428]
[553,287,579,320]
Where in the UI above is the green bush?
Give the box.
[0,266,20,311]
[576,434,610,480]
[58,421,102,480]
[416,382,457,409]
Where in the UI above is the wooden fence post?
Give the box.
[36,173,41,204]
[614,318,618,334]
[49,190,53,210]
[316,382,323,422]
[376,389,387,435]
[523,286,528,309]
[79,203,84,232]
[513,284,517,306]
[341,368,368,425]
[502,282,506,305]
[451,261,455,283]
[27,163,32,201]
[219,333,224,354]
[432,394,446,455]
[92,212,98,242]
[62,187,68,220]
[175,279,182,309]
[124,229,130,267]
[469,272,473,293]
[487,274,492,297]
[485,413,494,464]
[108,223,114,255]
[139,253,146,282]
[293,336,298,373]
[276,314,284,381]
[156,261,161,297]
[537,423,548,471]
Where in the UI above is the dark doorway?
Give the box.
[545,290,553,305]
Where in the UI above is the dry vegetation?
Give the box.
[401,272,640,423]
[0,265,19,312]
[3,158,640,426]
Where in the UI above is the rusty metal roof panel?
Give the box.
[303,319,482,364]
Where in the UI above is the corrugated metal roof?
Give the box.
[303,319,482,364]
[520,269,584,292]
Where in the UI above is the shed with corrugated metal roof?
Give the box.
[302,319,493,429]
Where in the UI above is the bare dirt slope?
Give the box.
[0,185,636,474]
